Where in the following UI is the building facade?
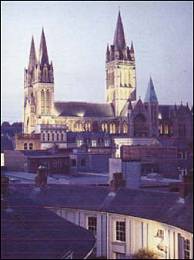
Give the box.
[22,11,192,150]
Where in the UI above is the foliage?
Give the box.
[132,248,158,259]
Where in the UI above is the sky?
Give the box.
[1,1,193,123]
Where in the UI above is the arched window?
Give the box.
[47,133,50,141]
[123,122,128,134]
[42,133,45,141]
[41,90,45,114]
[46,90,50,114]
[29,143,33,150]
[61,133,63,140]
[56,133,59,141]
[24,143,28,150]
[52,133,55,141]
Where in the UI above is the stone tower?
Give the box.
[24,29,54,133]
[106,11,136,117]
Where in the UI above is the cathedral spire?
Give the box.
[113,11,126,50]
[39,28,49,66]
[28,36,37,71]
[144,77,158,103]
[130,41,134,53]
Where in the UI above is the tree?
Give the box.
[132,249,158,259]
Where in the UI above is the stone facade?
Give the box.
[22,11,192,150]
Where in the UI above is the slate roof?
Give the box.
[12,184,193,233]
[1,190,95,259]
[54,101,115,118]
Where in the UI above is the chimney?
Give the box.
[35,165,48,188]
[110,172,125,192]
[179,174,192,199]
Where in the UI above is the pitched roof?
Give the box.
[13,184,193,233]
[113,11,126,50]
[144,77,158,103]
[54,101,115,117]
[1,191,95,259]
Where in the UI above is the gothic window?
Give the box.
[164,124,169,135]
[134,114,148,137]
[110,123,116,134]
[41,90,45,114]
[29,143,33,150]
[123,122,128,134]
[46,90,50,114]
[61,133,63,140]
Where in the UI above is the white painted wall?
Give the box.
[49,207,193,259]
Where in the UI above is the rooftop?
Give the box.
[1,190,95,259]
[10,184,193,233]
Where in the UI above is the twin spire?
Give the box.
[28,28,49,70]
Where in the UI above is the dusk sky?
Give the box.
[1,1,193,123]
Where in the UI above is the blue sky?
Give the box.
[1,1,193,122]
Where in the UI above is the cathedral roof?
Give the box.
[144,77,158,103]
[54,101,115,118]
[113,11,126,50]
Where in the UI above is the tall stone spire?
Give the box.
[39,28,49,66]
[144,77,158,103]
[28,36,37,71]
[113,11,126,50]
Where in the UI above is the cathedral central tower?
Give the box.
[106,11,136,116]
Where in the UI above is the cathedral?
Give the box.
[23,11,192,144]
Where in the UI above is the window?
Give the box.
[184,239,190,259]
[88,216,97,236]
[56,133,59,141]
[42,133,45,141]
[24,143,28,150]
[116,221,126,242]
[91,140,97,147]
[156,229,164,239]
[47,133,50,141]
[105,139,110,147]
[29,143,33,150]
[77,139,83,147]
[115,252,126,259]
[80,159,86,167]
[52,133,55,141]
[71,159,76,167]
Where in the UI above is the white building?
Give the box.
[18,183,193,259]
